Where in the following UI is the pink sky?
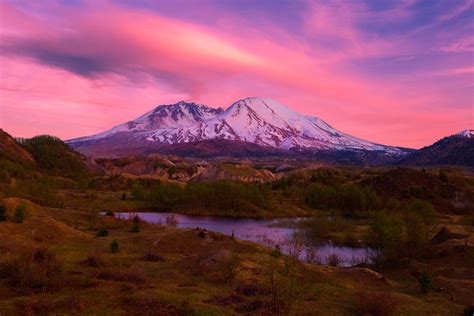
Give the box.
[0,0,473,148]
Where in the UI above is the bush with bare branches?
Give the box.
[0,248,63,293]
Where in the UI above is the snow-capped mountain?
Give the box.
[68,97,404,155]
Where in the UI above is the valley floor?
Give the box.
[0,198,473,315]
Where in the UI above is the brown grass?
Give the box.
[205,294,244,306]
[235,299,269,313]
[266,261,305,315]
[17,298,55,315]
[355,291,398,316]
[17,294,87,314]
[96,265,147,285]
[80,254,107,267]
[0,195,471,315]
[141,252,165,262]
[236,282,269,296]
[121,292,192,315]
[0,247,63,293]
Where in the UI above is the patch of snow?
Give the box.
[456,129,474,138]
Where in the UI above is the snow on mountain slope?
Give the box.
[71,101,223,142]
[456,129,474,138]
[68,97,403,154]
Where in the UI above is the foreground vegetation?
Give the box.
[0,197,472,315]
[1,130,473,314]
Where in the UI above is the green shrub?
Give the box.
[366,211,402,264]
[0,204,7,221]
[4,176,65,208]
[14,205,26,223]
[132,180,272,216]
[96,229,109,237]
[198,230,207,238]
[305,183,380,217]
[110,240,119,253]
[418,271,432,294]
[299,216,353,245]
[404,199,435,260]
[80,254,106,267]
[270,246,282,258]
[131,215,140,232]
[0,160,32,180]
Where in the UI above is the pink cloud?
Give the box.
[0,0,472,148]
[301,0,414,60]
[0,56,188,139]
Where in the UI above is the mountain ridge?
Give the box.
[398,129,474,167]
[68,97,406,156]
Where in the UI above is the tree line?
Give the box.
[131,180,272,215]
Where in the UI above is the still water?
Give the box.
[114,212,373,267]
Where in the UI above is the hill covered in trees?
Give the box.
[399,132,474,167]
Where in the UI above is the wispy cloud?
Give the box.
[440,36,474,53]
[0,0,472,147]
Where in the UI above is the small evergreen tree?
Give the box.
[271,245,282,258]
[14,205,26,223]
[131,215,140,232]
[418,271,432,293]
[96,228,109,237]
[110,240,119,253]
[0,205,7,221]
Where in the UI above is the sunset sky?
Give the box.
[0,0,473,148]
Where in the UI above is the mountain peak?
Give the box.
[151,100,209,112]
[456,129,474,138]
[138,101,223,128]
[233,97,293,112]
[239,96,281,103]
[68,97,405,155]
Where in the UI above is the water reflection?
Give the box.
[113,212,373,267]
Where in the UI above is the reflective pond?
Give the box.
[113,212,373,267]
